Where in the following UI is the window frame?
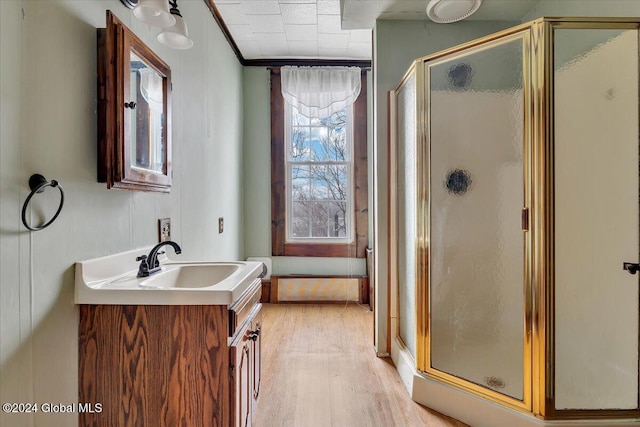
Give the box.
[271,68,368,258]
[285,103,354,244]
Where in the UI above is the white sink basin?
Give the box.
[75,247,264,305]
[140,263,241,289]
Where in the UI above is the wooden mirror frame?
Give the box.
[97,11,172,192]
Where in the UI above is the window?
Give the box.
[287,105,352,242]
[271,68,367,258]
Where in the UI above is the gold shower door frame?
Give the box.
[390,17,640,420]
[417,25,534,415]
[536,18,640,420]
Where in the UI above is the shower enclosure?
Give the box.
[390,18,639,421]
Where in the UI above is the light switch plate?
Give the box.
[159,218,171,242]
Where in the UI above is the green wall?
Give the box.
[1,1,244,425]
[242,67,367,276]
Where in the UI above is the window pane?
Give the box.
[285,102,353,242]
[327,201,347,237]
[290,127,310,161]
[292,107,309,126]
[291,166,309,201]
[310,165,329,200]
[327,112,349,160]
[311,202,330,237]
[291,201,310,237]
[309,127,327,160]
[326,165,347,201]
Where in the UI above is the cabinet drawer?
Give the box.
[229,278,262,338]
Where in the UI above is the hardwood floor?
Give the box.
[253,303,468,427]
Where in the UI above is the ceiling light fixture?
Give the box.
[133,0,176,28]
[157,1,194,50]
[426,0,482,24]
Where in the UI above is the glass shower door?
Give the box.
[426,32,529,404]
[396,70,418,358]
[553,25,639,411]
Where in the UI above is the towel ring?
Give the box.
[21,174,65,231]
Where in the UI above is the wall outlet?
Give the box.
[218,217,224,234]
[158,218,171,242]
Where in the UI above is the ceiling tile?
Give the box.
[258,41,291,57]
[214,0,376,60]
[253,32,288,44]
[348,29,371,43]
[215,3,247,25]
[318,14,342,33]
[240,0,281,15]
[318,33,350,49]
[284,24,318,41]
[280,3,317,25]
[227,24,254,41]
[317,0,340,15]
[347,51,370,59]
[288,41,319,56]
[318,47,348,59]
[347,42,371,58]
[235,40,262,59]
[246,14,285,33]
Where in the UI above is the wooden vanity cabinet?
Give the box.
[229,284,262,427]
[230,306,259,427]
[78,279,262,427]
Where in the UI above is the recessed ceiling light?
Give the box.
[426,0,482,24]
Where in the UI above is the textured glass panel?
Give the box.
[429,37,525,400]
[396,72,417,357]
[554,28,639,410]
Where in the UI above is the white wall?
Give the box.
[0,0,244,425]
[242,67,367,276]
[372,19,517,354]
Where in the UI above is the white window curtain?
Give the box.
[139,68,164,113]
[281,66,361,118]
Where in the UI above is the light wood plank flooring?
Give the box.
[254,303,468,427]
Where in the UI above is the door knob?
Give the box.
[623,262,640,275]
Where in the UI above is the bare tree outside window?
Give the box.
[287,105,352,240]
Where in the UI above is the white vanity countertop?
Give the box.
[75,247,264,305]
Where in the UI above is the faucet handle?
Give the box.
[136,255,148,262]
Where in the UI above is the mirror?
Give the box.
[98,11,172,192]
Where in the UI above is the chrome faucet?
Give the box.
[136,241,182,277]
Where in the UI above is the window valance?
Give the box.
[280,66,361,118]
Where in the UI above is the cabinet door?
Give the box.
[251,305,262,408]
[230,325,252,427]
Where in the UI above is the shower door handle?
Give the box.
[623,262,640,275]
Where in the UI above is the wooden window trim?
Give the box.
[271,68,368,258]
